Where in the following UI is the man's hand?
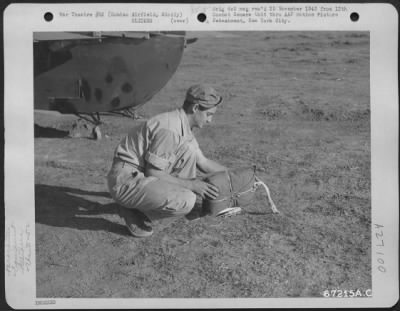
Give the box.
[190,179,219,199]
[146,165,219,199]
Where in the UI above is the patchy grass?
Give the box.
[35,31,370,297]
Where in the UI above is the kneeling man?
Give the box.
[107,84,227,237]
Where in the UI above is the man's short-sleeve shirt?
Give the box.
[114,108,200,173]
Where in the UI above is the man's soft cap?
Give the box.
[185,84,223,108]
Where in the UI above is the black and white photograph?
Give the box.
[33,29,372,298]
[3,3,398,309]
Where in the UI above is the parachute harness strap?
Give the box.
[211,170,251,207]
[226,170,236,208]
[254,176,280,214]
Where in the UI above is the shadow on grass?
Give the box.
[245,211,269,215]
[185,200,209,221]
[35,184,130,236]
[34,124,69,138]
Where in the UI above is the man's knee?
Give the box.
[181,191,197,214]
[167,190,196,216]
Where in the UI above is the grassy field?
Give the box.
[35,31,371,298]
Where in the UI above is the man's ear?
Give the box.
[192,103,200,113]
